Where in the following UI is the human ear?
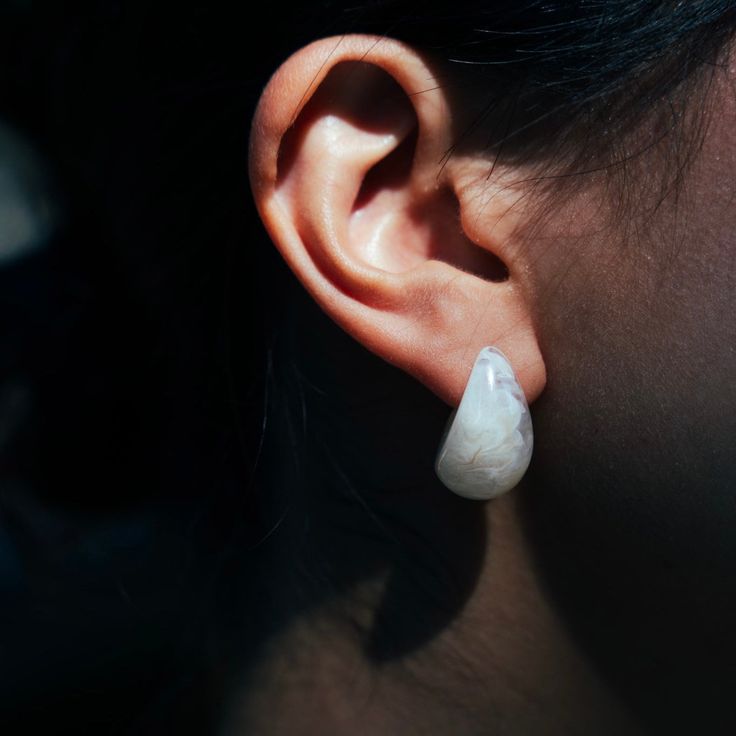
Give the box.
[249,35,546,407]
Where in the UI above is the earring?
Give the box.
[435,346,533,500]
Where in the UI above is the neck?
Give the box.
[226,494,641,735]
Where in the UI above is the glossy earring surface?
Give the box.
[435,347,533,500]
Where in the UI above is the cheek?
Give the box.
[522,209,736,726]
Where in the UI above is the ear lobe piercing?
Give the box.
[435,346,533,500]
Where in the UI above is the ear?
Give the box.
[249,35,546,407]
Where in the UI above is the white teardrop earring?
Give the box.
[435,346,533,500]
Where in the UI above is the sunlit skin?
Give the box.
[238,34,736,735]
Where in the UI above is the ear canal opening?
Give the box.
[416,189,510,283]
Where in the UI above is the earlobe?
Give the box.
[249,35,546,408]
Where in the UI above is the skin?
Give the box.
[237,34,736,735]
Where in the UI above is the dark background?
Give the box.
[0,3,301,732]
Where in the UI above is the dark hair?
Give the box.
[0,2,734,733]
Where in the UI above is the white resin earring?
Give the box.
[435,346,533,500]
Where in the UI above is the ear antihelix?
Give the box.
[276,61,417,191]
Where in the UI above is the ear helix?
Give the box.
[435,347,534,500]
